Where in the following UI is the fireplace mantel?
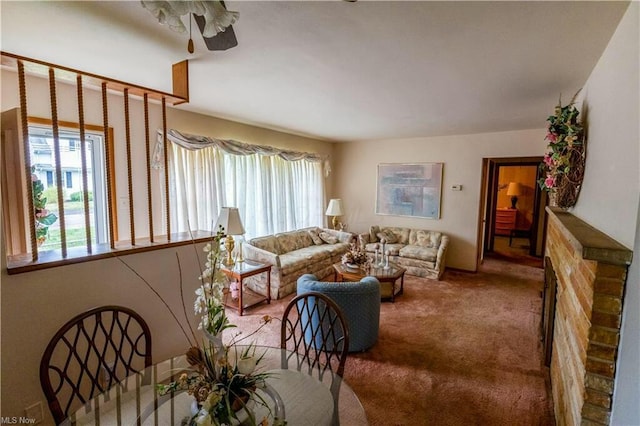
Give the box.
[545,207,632,425]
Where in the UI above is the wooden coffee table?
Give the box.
[333,262,405,302]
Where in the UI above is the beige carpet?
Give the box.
[226,257,555,425]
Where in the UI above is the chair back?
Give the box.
[281,291,349,379]
[40,305,152,424]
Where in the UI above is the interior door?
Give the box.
[482,157,544,257]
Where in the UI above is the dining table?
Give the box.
[63,346,368,426]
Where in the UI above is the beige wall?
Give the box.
[569,3,639,423]
[1,70,336,238]
[332,129,547,271]
[0,70,334,423]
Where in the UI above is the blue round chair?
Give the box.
[297,274,381,352]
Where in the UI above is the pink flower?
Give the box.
[544,175,556,188]
[31,174,38,182]
[546,132,558,143]
[543,154,554,167]
[35,209,48,218]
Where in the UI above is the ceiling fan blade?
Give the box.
[193,3,238,52]
[194,15,238,51]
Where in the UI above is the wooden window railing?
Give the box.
[0,52,194,274]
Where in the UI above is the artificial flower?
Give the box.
[544,175,556,188]
[538,96,584,195]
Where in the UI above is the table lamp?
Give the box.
[214,207,245,267]
[506,182,523,209]
[325,199,344,230]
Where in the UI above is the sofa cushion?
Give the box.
[276,230,313,254]
[399,245,438,262]
[324,242,350,255]
[382,243,404,256]
[413,230,442,248]
[308,229,324,245]
[376,229,398,244]
[387,227,410,244]
[249,235,280,254]
[279,251,317,276]
[319,231,339,244]
[363,242,379,253]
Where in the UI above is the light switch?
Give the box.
[451,184,463,191]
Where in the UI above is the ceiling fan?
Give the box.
[141,0,239,53]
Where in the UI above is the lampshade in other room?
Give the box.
[506,182,523,196]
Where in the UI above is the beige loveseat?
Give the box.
[358,226,449,279]
[243,227,353,299]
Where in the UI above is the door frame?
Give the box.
[477,156,545,264]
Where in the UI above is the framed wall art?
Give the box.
[376,162,443,219]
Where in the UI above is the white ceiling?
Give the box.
[0,1,630,142]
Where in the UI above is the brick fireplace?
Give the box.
[545,207,632,425]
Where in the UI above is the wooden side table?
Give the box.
[221,260,271,316]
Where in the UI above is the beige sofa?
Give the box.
[358,226,449,279]
[243,227,353,299]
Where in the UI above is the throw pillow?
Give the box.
[376,229,398,244]
[369,225,380,243]
[308,229,324,245]
[319,231,339,244]
[415,230,441,248]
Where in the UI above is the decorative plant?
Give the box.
[537,93,586,208]
[31,168,57,246]
[341,243,367,266]
[158,323,280,426]
[116,229,284,426]
[196,226,235,337]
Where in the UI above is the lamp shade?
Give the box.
[214,207,245,235]
[325,199,344,216]
[506,182,523,196]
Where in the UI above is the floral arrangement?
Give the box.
[31,168,57,246]
[537,94,586,208]
[117,226,284,426]
[158,326,279,426]
[341,243,367,266]
[195,228,235,337]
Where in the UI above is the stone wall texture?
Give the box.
[545,208,632,425]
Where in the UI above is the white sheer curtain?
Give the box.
[169,143,226,233]
[169,140,325,239]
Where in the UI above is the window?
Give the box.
[1,110,114,267]
[27,125,109,252]
[169,143,325,239]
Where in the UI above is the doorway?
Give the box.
[478,157,547,268]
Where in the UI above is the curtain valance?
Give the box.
[155,129,331,175]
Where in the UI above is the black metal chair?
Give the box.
[40,306,152,424]
[281,291,349,425]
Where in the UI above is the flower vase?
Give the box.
[548,191,558,207]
